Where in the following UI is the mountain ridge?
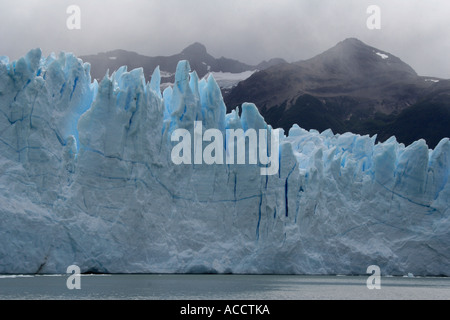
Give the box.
[224,38,450,148]
[80,43,287,82]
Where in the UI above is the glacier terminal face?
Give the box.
[0,49,449,275]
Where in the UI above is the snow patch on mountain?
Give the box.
[376,52,389,59]
[207,70,257,89]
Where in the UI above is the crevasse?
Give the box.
[0,49,448,275]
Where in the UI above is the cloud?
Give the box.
[1,0,450,78]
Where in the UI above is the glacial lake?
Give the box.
[0,274,449,300]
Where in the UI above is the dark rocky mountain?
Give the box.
[224,38,450,148]
[80,42,286,83]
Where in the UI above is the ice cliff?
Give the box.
[0,49,449,275]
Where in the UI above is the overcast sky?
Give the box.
[1,0,450,78]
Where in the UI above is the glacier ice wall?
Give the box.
[0,49,449,275]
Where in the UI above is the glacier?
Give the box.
[0,49,449,275]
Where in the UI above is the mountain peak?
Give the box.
[303,37,417,78]
[328,37,378,55]
[181,42,208,56]
[338,37,366,47]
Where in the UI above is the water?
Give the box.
[0,274,448,300]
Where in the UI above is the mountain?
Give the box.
[80,42,286,85]
[224,38,450,148]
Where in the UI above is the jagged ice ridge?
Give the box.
[0,49,449,275]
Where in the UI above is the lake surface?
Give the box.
[0,274,449,300]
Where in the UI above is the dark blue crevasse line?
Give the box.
[0,109,27,125]
[13,91,19,102]
[16,146,63,162]
[60,82,66,96]
[0,137,64,163]
[1,172,41,188]
[126,94,139,130]
[159,126,165,154]
[69,76,78,100]
[265,174,268,190]
[294,186,302,224]
[375,180,441,214]
[256,193,263,240]
[0,136,21,152]
[278,161,281,179]
[234,174,237,201]
[30,114,66,146]
[0,106,67,151]
[285,163,297,217]
[123,90,132,111]
[285,179,289,217]
[0,132,63,164]
[161,122,166,136]
[81,147,263,204]
[3,89,36,125]
[339,213,417,237]
[11,79,32,103]
[89,171,150,189]
[0,108,10,123]
[29,82,44,128]
[179,104,187,121]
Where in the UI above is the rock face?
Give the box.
[0,49,449,275]
[224,38,450,148]
[79,42,286,82]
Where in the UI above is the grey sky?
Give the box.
[1,0,450,78]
